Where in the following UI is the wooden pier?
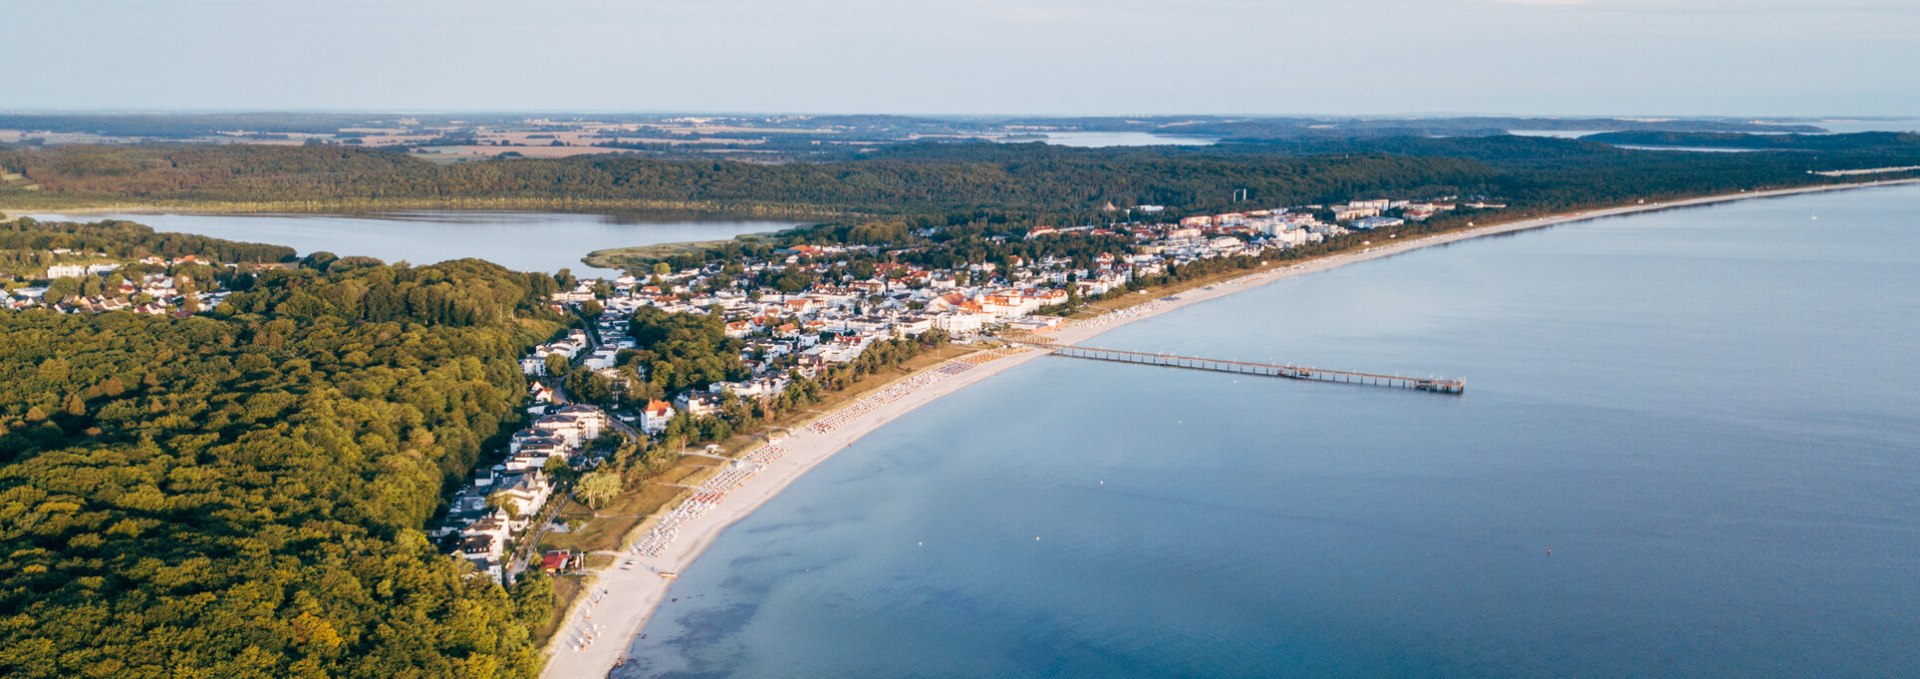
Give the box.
[1011,341,1465,395]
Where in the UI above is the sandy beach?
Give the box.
[541,177,1920,678]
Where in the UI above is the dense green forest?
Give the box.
[0,217,298,280]
[7,134,1919,229]
[0,217,295,265]
[581,134,1920,271]
[0,221,570,677]
[0,142,1496,217]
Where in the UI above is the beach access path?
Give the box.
[539,177,1920,678]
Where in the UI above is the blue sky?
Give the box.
[2,0,1915,116]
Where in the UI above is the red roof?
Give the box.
[541,551,570,571]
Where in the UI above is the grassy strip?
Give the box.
[582,233,789,270]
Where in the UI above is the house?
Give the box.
[932,311,986,336]
[1268,228,1310,247]
[460,534,498,562]
[536,405,608,442]
[709,376,789,400]
[641,399,675,435]
[48,262,122,279]
[674,390,725,418]
[493,471,553,525]
[980,289,1041,318]
[1332,205,1381,222]
[504,443,569,472]
[509,430,568,454]
[1030,289,1068,308]
[892,316,934,337]
[582,346,621,370]
[1352,216,1406,231]
[458,516,510,563]
[531,417,586,448]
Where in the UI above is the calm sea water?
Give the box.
[21,211,793,277]
[620,185,1920,678]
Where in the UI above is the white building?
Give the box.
[641,400,675,435]
[932,312,985,336]
[46,263,119,279]
[1352,216,1406,230]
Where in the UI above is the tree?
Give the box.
[510,569,555,624]
[0,252,565,678]
[543,456,575,485]
[177,275,201,312]
[487,490,522,520]
[573,470,623,509]
[44,276,80,302]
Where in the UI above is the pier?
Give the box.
[1008,340,1465,395]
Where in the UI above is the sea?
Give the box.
[617,185,1920,678]
[18,211,794,277]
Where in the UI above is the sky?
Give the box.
[2,0,1916,116]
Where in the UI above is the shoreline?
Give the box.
[538,176,1919,678]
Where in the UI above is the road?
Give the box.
[505,310,643,582]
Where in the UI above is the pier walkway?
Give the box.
[1006,340,1465,395]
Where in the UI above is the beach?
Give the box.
[541,176,1920,678]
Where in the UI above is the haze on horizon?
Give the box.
[3,0,1916,117]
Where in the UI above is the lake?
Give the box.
[1003,132,1220,148]
[620,185,1920,677]
[20,211,796,277]
[1801,117,1920,134]
[1614,145,1766,153]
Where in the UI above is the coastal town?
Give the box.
[9,3,1918,676]
[401,195,1497,591]
[2,251,234,314]
[1,194,1504,656]
[0,193,1489,592]
[1,196,1484,319]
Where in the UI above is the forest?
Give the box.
[0,222,571,677]
[0,141,1495,218]
[0,217,298,280]
[7,134,1918,241]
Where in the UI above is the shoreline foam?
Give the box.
[539,177,1920,678]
